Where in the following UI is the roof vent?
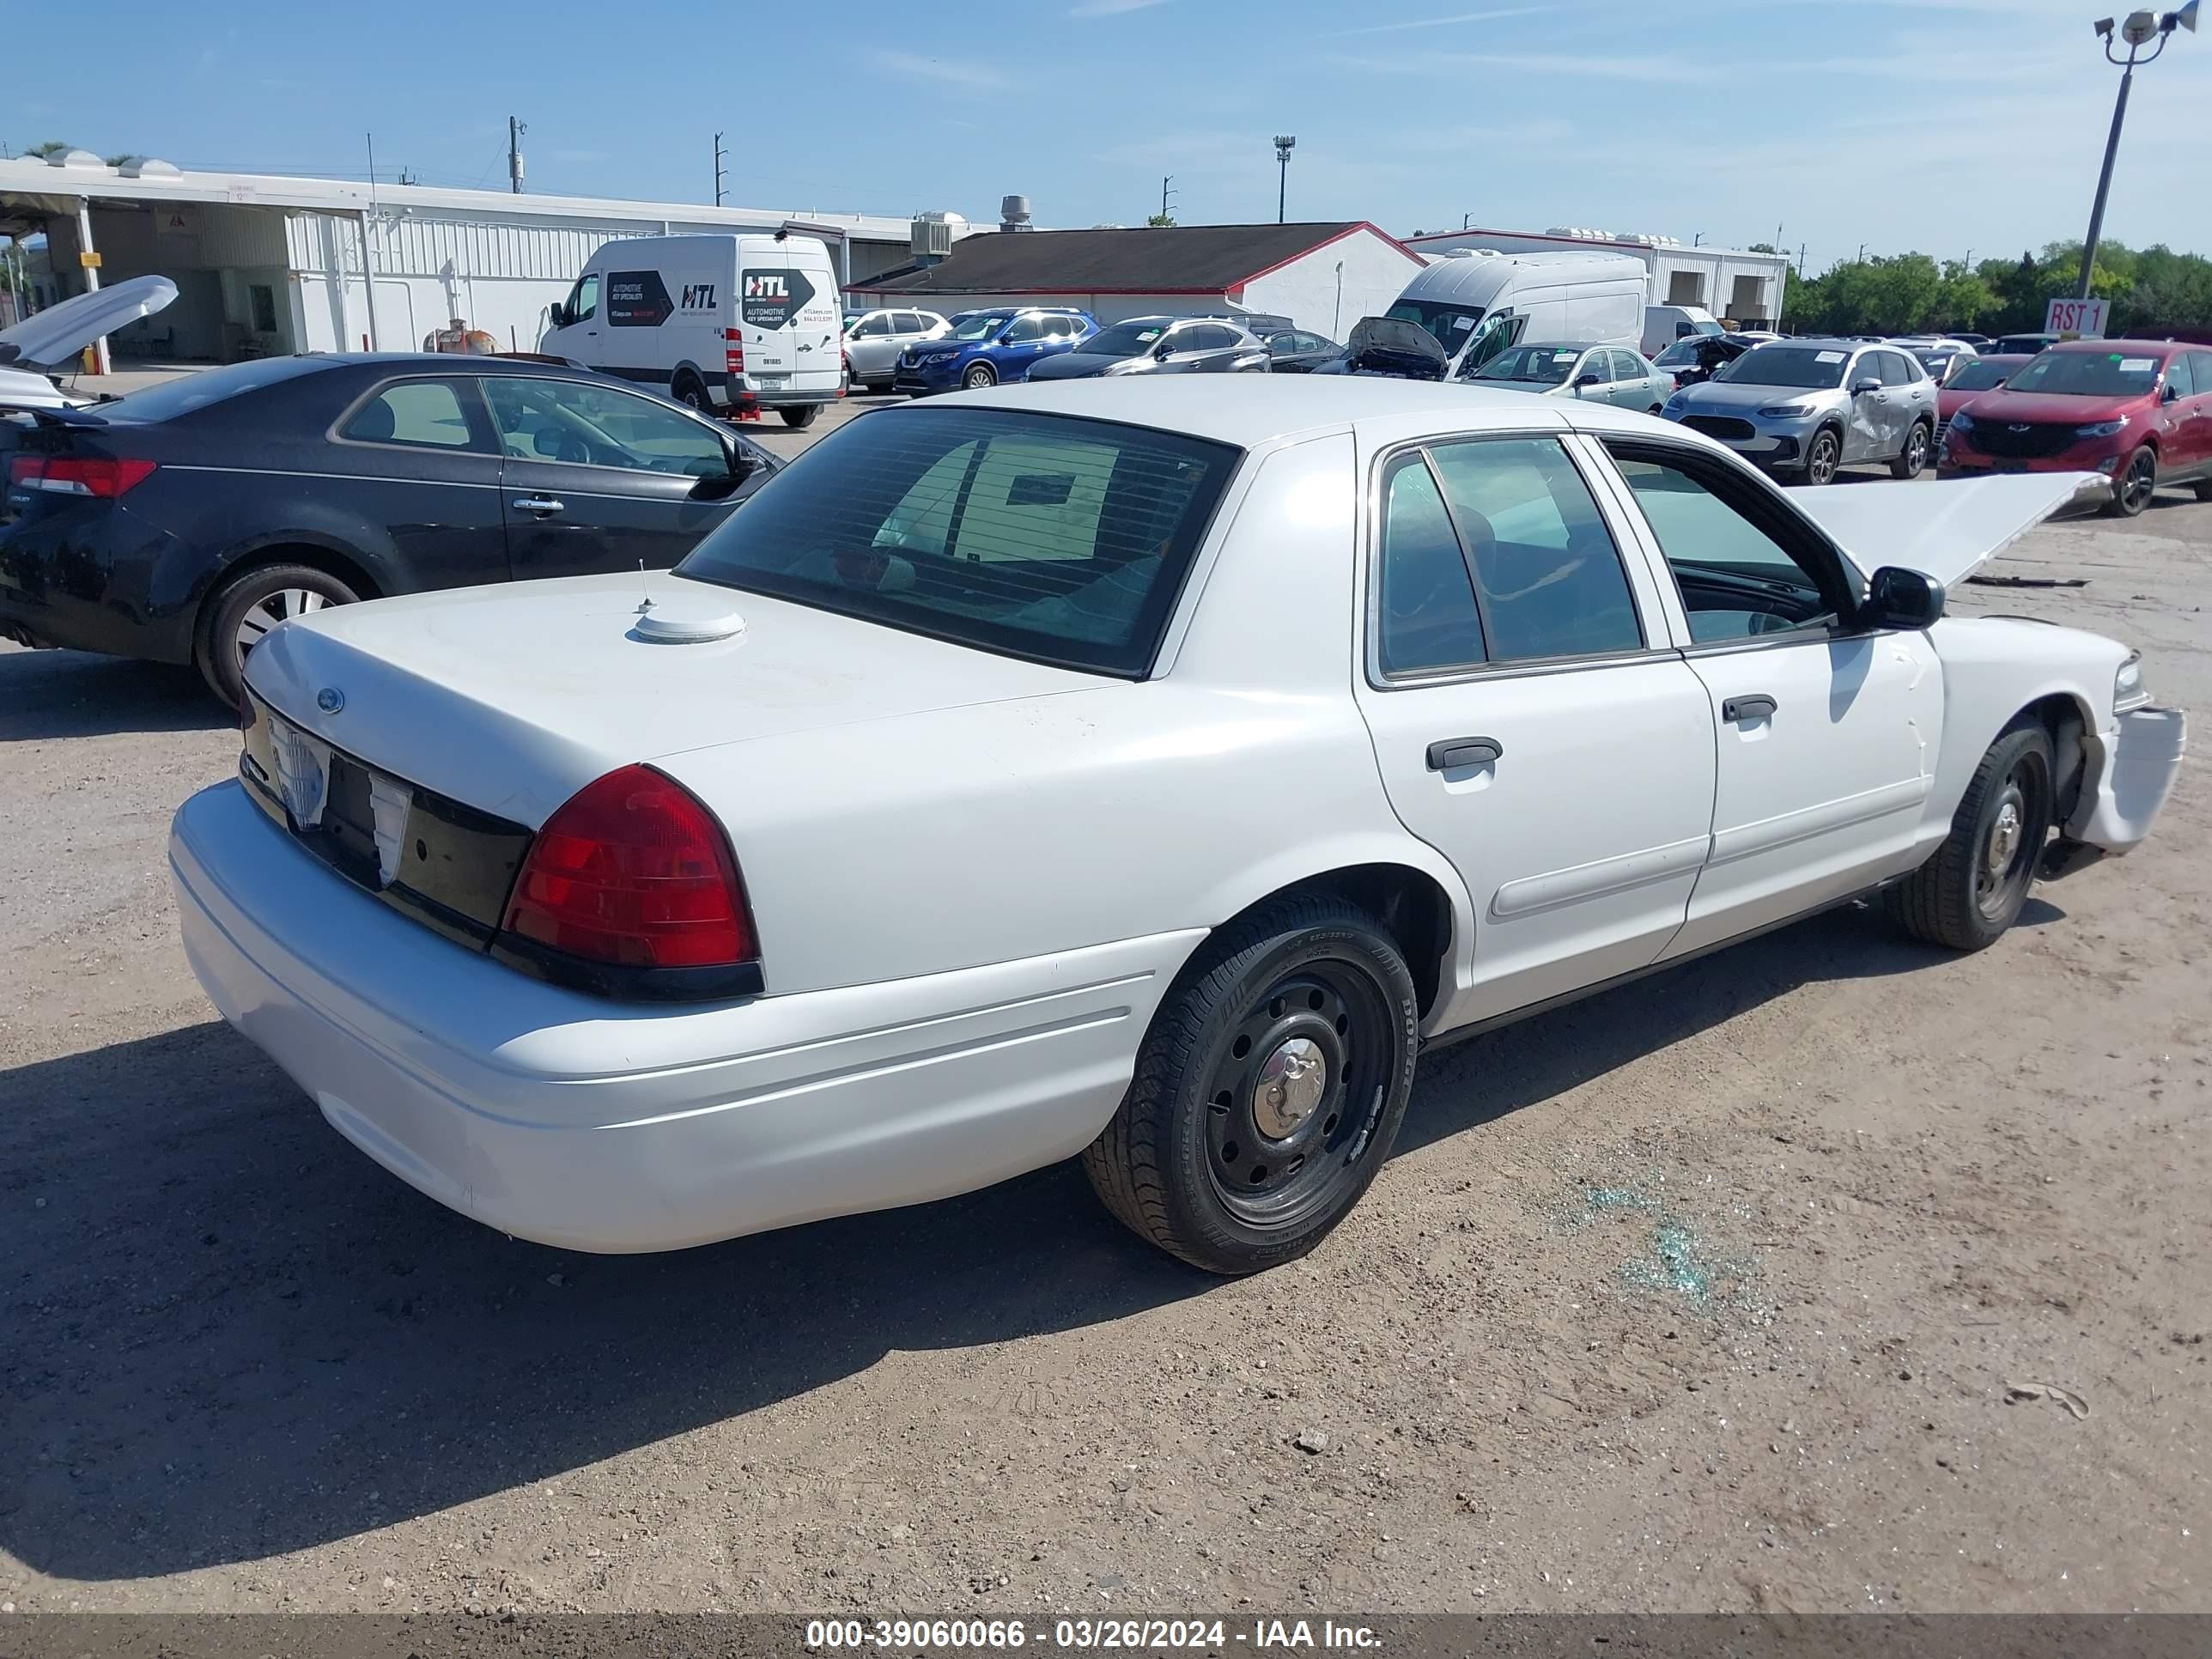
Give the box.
[46,148,104,171]
[1000,194,1032,232]
[118,156,182,179]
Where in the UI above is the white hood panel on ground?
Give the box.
[1792,472,2106,588]
[0,274,177,370]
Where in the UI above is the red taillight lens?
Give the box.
[8,454,157,497]
[501,765,756,970]
[724,326,744,375]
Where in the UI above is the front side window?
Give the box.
[677,407,1237,676]
[1473,344,1577,386]
[2163,353,2197,398]
[1086,320,1171,357]
[564,273,599,325]
[1607,447,1840,642]
[856,314,892,337]
[482,377,728,476]
[342,379,481,450]
[1000,315,1044,343]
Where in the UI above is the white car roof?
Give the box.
[948,374,1698,453]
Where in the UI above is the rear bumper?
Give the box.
[2068,706,2186,856]
[171,780,1191,1254]
[0,505,197,664]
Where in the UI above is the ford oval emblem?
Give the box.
[316,687,345,714]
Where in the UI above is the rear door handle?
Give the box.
[1426,736,1503,770]
[512,496,564,515]
[1723,694,1777,723]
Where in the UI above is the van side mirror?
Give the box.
[1862,566,1945,630]
[549,304,570,330]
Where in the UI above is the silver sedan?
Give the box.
[1467,343,1673,413]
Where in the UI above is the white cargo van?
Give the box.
[541,232,843,428]
[1385,251,1647,380]
[1641,303,1723,357]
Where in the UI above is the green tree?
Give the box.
[24,140,75,159]
[1146,211,1176,227]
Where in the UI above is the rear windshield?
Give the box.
[103,356,330,422]
[2002,349,2165,398]
[1717,346,1850,389]
[676,406,1240,676]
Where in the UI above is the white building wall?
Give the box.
[1241,231,1427,342]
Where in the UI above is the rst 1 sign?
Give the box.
[2045,297,2109,338]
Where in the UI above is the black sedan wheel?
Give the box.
[198,562,360,707]
[1083,895,1419,1274]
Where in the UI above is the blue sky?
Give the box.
[6,0,2205,268]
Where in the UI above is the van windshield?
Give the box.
[677,406,1240,677]
[1385,299,1487,352]
[948,313,1012,342]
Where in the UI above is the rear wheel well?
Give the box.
[207,544,381,611]
[1218,865,1455,1021]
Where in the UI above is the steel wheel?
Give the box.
[1202,961,1394,1233]
[1974,750,2049,924]
[235,587,330,660]
[1804,429,1841,486]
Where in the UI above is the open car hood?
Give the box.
[1789,471,2107,588]
[1341,316,1448,380]
[0,274,177,370]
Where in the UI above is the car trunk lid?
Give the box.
[241,569,1111,829]
[0,275,178,371]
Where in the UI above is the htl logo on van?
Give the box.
[680,283,717,309]
[744,274,789,301]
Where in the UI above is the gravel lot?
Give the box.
[2,399,2206,1617]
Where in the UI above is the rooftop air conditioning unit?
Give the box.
[909,210,968,259]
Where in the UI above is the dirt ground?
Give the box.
[1,428,2206,1618]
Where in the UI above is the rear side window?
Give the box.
[2167,353,2200,398]
[342,379,481,450]
[677,407,1238,676]
[1376,456,1486,676]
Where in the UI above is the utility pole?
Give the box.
[714,132,728,207]
[1856,242,1867,264]
[507,115,526,194]
[1159,174,1176,222]
[1796,242,1806,276]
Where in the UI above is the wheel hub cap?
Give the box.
[1986,797,2022,876]
[1252,1037,1328,1140]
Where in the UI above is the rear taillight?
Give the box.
[725,327,744,376]
[7,454,158,497]
[501,765,757,972]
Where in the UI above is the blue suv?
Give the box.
[893,307,1095,394]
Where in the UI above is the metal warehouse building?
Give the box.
[847,221,1428,342]
[1402,226,1792,330]
[0,150,945,367]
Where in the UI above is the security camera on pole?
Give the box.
[2075,5,2195,304]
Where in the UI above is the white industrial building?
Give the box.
[846,220,1428,342]
[1401,226,1792,330]
[0,150,959,366]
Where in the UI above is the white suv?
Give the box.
[843,308,950,392]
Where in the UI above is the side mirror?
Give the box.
[1862,566,1945,630]
[1575,372,1602,389]
[1850,377,1882,396]
[549,305,570,330]
[2161,381,2180,404]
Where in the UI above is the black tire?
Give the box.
[669,371,711,413]
[1889,419,1932,480]
[2191,478,2212,502]
[778,404,820,429]
[962,362,998,391]
[1082,895,1419,1275]
[2104,446,2156,517]
[1648,403,1664,416]
[196,562,360,708]
[1801,427,1843,486]
[1885,721,2054,951]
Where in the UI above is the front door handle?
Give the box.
[512,496,565,515]
[1723,694,1778,723]
[1426,736,1503,770]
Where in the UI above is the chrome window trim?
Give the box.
[472,374,736,480]
[1360,428,1670,694]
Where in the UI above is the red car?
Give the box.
[1940,338,2212,517]
[1933,353,2030,453]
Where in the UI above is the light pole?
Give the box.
[2080,6,2196,299]
[1273,135,1296,223]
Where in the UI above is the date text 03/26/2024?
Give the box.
[805,1619,1382,1650]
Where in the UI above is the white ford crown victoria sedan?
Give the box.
[169,379,2185,1274]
